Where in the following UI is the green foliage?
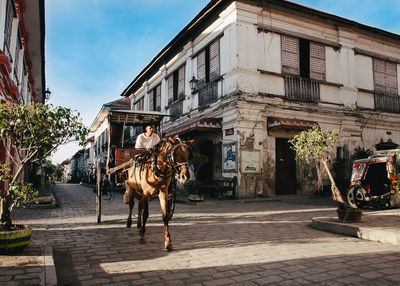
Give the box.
[190,152,209,175]
[289,126,347,207]
[0,103,88,160]
[289,126,340,164]
[183,180,204,195]
[0,102,88,228]
[351,146,374,160]
[184,152,209,195]
[332,157,347,179]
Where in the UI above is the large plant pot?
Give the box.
[337,208,362,223]
[0,225,32,254]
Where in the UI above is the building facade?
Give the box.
[0,0,45,191]
[121,0,400,198]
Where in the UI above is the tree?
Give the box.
[0,102,88,230]
[289,126,346,207]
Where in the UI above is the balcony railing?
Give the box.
[199,81,218,107]
[374,92,400,114]
[284,75,320,103]
[169,100,183,117]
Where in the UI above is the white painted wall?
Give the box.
[325,46,340,84]
[257,32,281,73]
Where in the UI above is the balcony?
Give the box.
[284,75,320,103]
[374,92,400,114]
[199,81,218,107]
[169,100,183,118]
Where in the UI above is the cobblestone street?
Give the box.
[9,184,400,285]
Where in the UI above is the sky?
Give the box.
[46,0,400,164]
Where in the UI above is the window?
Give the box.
[149,84,161,111]
[281,35,325,81]
[167,65,185,104]
[373,58,398,95]
[197,39,220,87]
[13,32,21,85]
[4,0,14,59]
[134,97,144,110]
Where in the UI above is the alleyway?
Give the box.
[11,184,400,285]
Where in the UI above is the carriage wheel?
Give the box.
[346,186,366,209]
[167,184,176,221]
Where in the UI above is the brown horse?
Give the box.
[124,137,193,250]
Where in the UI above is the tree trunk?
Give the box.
[321,159,346,206]
[0,198,11,230]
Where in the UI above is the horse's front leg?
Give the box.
[127,196,134,228]
[159,191,172,251]
[137,198,143,230]
[125,186,134,228]
[139,199,149,243]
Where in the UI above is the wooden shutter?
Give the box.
[310,42,326,81]
[149,89,154,111]
[4,0,14,52]
[197,50,206,86]
[178,65,185,98]
[155,84,161,111]
[386,61,398,95]
[281,35,299,75]
[373,59,386,93]
[167,75,174,104]
[374,58,398,94]
[209,39,220,81]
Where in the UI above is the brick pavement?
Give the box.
[3,183,400,285]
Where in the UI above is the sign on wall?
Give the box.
[241,150,260,173]
[223,142,237,172]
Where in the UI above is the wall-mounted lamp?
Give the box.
[44,87,52,100]
[189,76,198,91]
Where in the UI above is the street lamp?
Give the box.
[44,87,51,101]
[189,76,198,91]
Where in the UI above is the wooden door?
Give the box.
[275,138,297,195]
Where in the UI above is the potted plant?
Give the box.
[0,102,87,253]
[184,152,209,201]
[289,126,361,222]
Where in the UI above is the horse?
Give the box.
[124,136,193,250]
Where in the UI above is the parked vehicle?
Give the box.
[346,149,400,209]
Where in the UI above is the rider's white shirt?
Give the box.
[135,133,160,149]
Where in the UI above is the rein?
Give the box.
[151,140,189,180]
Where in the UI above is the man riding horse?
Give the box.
[124,133,193,250]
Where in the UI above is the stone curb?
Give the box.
[311,216,400,246]
[44,246,57,286]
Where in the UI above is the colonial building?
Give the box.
[0,0,45,189]
[121,0,400,198]
[83,136,95,184]
[0,0,45,104]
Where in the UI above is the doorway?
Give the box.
[197,140,213,185]
[275,138,297,195]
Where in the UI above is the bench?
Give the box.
[215,177,237,199]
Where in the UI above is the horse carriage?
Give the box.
[94,109,193,250]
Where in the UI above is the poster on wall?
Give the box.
[223,142,237,172]
[241,150,260,173]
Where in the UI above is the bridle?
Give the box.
[151,139,191,183]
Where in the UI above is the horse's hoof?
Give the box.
[139,236,146,244]
[165,242,173,251]
[127,220,132,228]
[136,222,141,229]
